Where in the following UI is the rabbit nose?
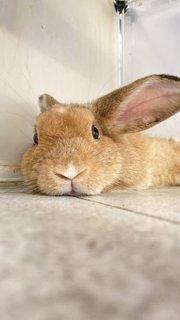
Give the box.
[55,165,86,181]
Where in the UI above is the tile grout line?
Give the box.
[77,196,180,226]
[1,190,180,226]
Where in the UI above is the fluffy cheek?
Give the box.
[21,147,39,192]
[86,151,122,193]
[21,148,57,195]
[23,159,121,196]
[22,157,102,196]
[37,169,71,195]
[21,142,122,196]
[36,164,104,196]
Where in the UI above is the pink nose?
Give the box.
[55,168,86,181]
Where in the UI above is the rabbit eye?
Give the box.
[92,125,99,139]
[33,132,38,144]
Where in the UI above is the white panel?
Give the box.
[123,0,180,138]
[0,0,117,176]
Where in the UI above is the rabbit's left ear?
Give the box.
[39,94,60,112]
[92,74,180,135]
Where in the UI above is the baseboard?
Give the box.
[0,164,23,182]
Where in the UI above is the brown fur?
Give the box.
[21,74,180,195]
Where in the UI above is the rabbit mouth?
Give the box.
[64,181,85,196]
[60,181,98,196]
[51,180,102,196]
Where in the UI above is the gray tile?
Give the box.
[0,190,180,320]
[81,187,180,224]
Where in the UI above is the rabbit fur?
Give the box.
[21,74,180,195]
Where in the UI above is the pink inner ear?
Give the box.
[117,80,180,126]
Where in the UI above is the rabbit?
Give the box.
[21,74,180,196]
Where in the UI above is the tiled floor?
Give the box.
[0,184,180,320]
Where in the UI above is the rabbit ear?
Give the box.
[93,74,180,135]
[39,94,60,112]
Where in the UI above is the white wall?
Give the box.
[0,0,118,180]
[123,0,180,138]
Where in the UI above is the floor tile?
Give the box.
[0,190,180,320]
[81,187,180,224]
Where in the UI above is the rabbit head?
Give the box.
[21,74,180,195]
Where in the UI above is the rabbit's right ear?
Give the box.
[39,94,60,112]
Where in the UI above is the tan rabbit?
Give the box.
[21,74,180,195]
